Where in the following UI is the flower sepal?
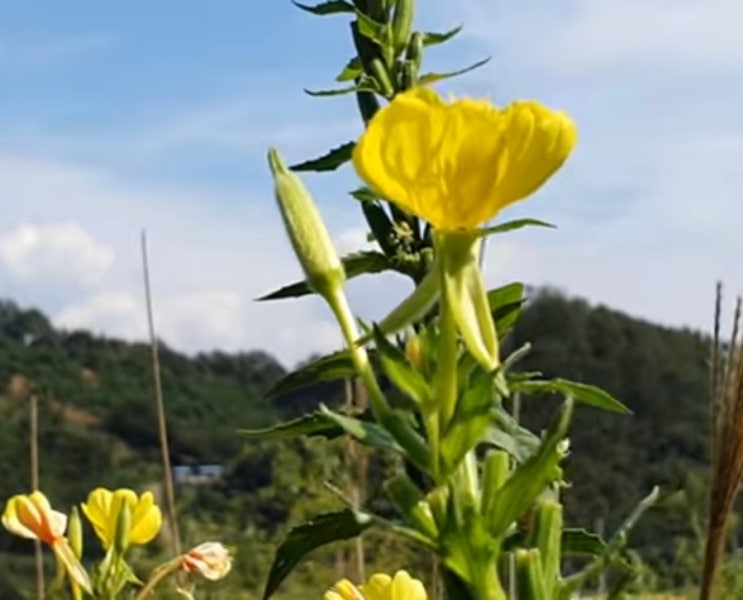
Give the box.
[435,230,499,372]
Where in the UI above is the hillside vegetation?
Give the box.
[0,290,715,596]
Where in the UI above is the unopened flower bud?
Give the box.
[405,335,422,371]
[268,148,345,300]
[391,0,414,56]
[68,506,83,559]
[113,501,131,554]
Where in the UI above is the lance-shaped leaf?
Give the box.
[292,0,354,15]
[372,325,432,405]
[440,373,494,473]
[558,487,660,600]
[335,56,362,81]
[304,76,379,97]
[479,218,556,238]
[511,377,631,414]
[291,141,355,172]
[261,510,372,599]
[258,251,391,301]
[418,57,491,85]
[488,282,526,337]
[357,268,439,344]
[503,528,607,558]
[320,404,405,452]
[422,25,463,47]
[355,10,390,48]
[240,411,344,440]
[485,398,573,537]
[263,350,356,399]
[489,406,541,462]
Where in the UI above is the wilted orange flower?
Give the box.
[181,542,232,580]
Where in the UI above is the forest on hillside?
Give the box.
[0,289,721,597]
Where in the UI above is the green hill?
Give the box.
[0,290,715,595]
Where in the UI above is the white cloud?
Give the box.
[544,0,743,73]
[0,223,114,285]
[0,150,356,367]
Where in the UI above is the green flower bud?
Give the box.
[68,505,83,559]
[113,501,132,554]
[267,149,345,300]
[391,0,414,56]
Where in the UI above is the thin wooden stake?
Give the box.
[141,231,182,558]
[30,393,44,600]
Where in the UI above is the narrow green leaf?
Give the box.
[292,0,354,15]
[258,251,391,301]
[372,326,432,405]
[358,268,439,344]
[511,378,631,414]
[488,282,526,336]
[355,11,389,47]
[417,57,491,85]
[240,411,342,440]
[485,399,573,537]
[320,405,404,452]
[440,373,494,473]
[489,406,541,463]
[261,510,372,599]
[304,77,379,97]
[291,141,355,172]
[335,56,363,82]
[349,186,381,203]
[422,25,463,47]
[479,218,556,238]
[263,351,355,399]
[561,529,608,557]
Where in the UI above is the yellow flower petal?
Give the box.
[81,487,116,548]
[81,488,161,549]
[390,571,427,600]
[129,491,161,545]
[352,87,577,231]
[2,491,67,545]
[357,571,427,600]
[327,579,365,600]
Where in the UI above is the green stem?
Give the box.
[326,287,391,420]
[133,559,181,600]
[435,274,459,430]
[471,566,508,600]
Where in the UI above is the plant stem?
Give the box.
[133,559,181,600]
[434,268,459,431]
[326,287,390,420]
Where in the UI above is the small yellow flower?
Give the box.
[2,491,66,544]
[181,542,233,580]
[352,87,577,231]
[81,487,161,549]
[325,571,427,600]
[2,492,92,593]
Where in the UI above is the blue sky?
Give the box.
[0,0,741,367]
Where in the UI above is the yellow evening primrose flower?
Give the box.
[325,571,427,600]
[352,87,577,231]
[81,487,162,549]
[3,491,67,544]
[2,491,92,592]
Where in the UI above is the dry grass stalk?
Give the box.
[140,231,182,559]
[701,283,743,599]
